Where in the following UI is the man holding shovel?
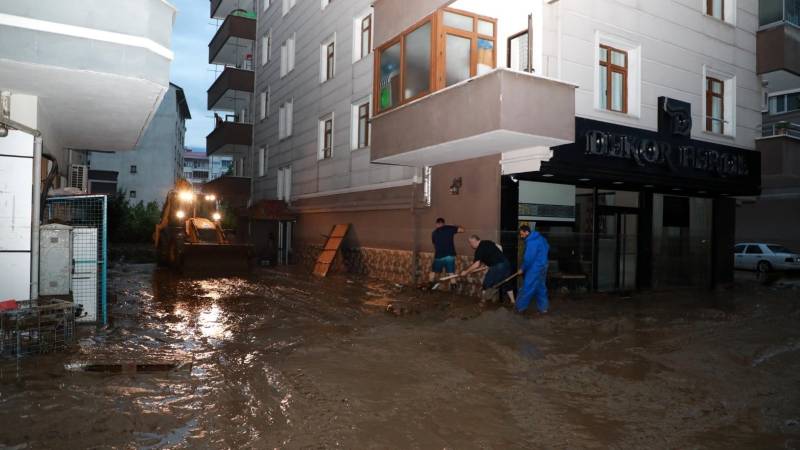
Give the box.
[516,225,550,314]
[460,235,516,304]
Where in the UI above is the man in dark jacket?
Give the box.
[516,225,550,313]
[461,234,515,304]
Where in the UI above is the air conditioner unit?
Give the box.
[69,164,88,192]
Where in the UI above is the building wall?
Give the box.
[89,85,186,205]
[252,0,415,203]
[540,0,760,151]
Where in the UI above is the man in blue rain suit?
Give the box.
[516,225,550,314]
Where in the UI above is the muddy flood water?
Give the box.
[2,264,800,449]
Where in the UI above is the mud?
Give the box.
[1,264,800,449]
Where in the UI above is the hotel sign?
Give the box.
[584,129,750,178]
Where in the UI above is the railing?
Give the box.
[759,0,800,28]
[758,121,800,138]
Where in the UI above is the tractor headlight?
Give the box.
[205,194,217,202]
[178,191,194,202]
[212,212,222,221]
[176,210,186,219]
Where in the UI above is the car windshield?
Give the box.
[767,245,795,254]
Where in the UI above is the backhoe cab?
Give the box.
[154,179,252,273]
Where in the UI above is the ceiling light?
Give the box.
[578,178,591,182]
[613,181,624,185]
[542,174,554,178]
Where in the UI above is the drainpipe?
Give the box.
[1,91,44,301]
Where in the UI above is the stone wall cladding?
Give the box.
[294,245,484,297]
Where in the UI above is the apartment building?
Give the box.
[215,0,763,291]
[183,150,234,185]
[737,0,800,250]
[0,0,175,301]
[88,84,191,205]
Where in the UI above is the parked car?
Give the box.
[734,243,800,272]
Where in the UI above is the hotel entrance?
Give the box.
[498,100,761,292]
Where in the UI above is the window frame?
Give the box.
[258,147,267,177]
[261,31,271,66]
[321,36,336,82]
[706,76,725,134]
[130,165,137,174]
[707,0,724,20]
[259,89,268,121]
[357,101,370,149]
[437,7,498,88]
[599,44,628,114]
[507,29,530,71]
[373,9,497,115]
[361,14,372,60]
[319,114,334,160]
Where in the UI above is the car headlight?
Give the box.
[176,210,186,219]
[178,191,194,202]
[212,212,222,221]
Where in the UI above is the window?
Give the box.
[277,166,292,202]
[374,8,497,113]
[768,91,800,114]
[129,190,137,199]
[319,114,334,160]
[321,0,333,9]
[130,165,137,174]
[321,36,335,82]
[441,9,496,86]
[703,66,735,136]
[350,98,372,150]
[707,0,724,20]
[734,244,746,254]
[745,245,763,255]
[599,45,628,113]
[706,77,724,134]
[760,0,800,27]
[280,34,296,77]
[261,31,271,66]
[260,90,268,120]
[507,29,531,72]
[354,13,372,62]
[282,0,296,16]
[279,100,293,139]
[258,147,267,177]
[262,0,271,12]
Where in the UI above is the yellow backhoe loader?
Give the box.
[154,179,252,273]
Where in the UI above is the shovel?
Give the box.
[430,267,488,291]
[481,270,524,302]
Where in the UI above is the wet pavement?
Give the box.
[1,264,800,449]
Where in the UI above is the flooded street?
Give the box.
[2,264,800,449]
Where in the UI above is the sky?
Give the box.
[169,0,217,153]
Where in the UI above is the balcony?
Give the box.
[0,0,175,151]
[758,0,800,90]
[206,121,252,156]
[371,69,575,166]
[757,123,800,190]
[209,13,256,67]
[211,0,255,20]
[208,67,254,111]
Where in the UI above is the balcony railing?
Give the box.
[760,0,800,28]
[208,66,255,111]
[209,13,256,66]
[759,121,800,139]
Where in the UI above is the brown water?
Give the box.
[1,264,799,449]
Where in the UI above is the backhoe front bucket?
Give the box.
[177,243,252,274]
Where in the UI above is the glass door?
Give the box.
[596,208,638,292]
